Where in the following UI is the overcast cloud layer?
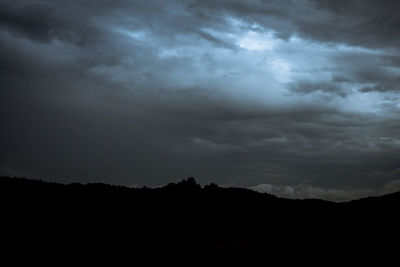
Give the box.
[1,0,400,199]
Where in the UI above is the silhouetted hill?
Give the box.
[1,176,399,263]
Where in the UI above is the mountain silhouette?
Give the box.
[1,176,399,263]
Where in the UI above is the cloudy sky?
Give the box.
[1,0,400,200]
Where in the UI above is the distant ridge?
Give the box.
[2,175,399,202]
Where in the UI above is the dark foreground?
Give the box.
[1,176,399,263]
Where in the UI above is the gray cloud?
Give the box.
[187,0,400,48]
[0,1,106,46]
[308,0,400,48]
[0,0,399,198]
[288,80,347,97]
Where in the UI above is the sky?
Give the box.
[1,0,400,200]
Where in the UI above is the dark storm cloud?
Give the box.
[309,0,400,48]
[0,1,104,46]
[288,80,347,97]
[1,0,399,199]
[329,51,400,93]
[2,0,400,48]
[187,0,400,48]
[191,29,237,50]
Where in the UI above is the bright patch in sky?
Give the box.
[237,31,276,51]
[116,29,149,41]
